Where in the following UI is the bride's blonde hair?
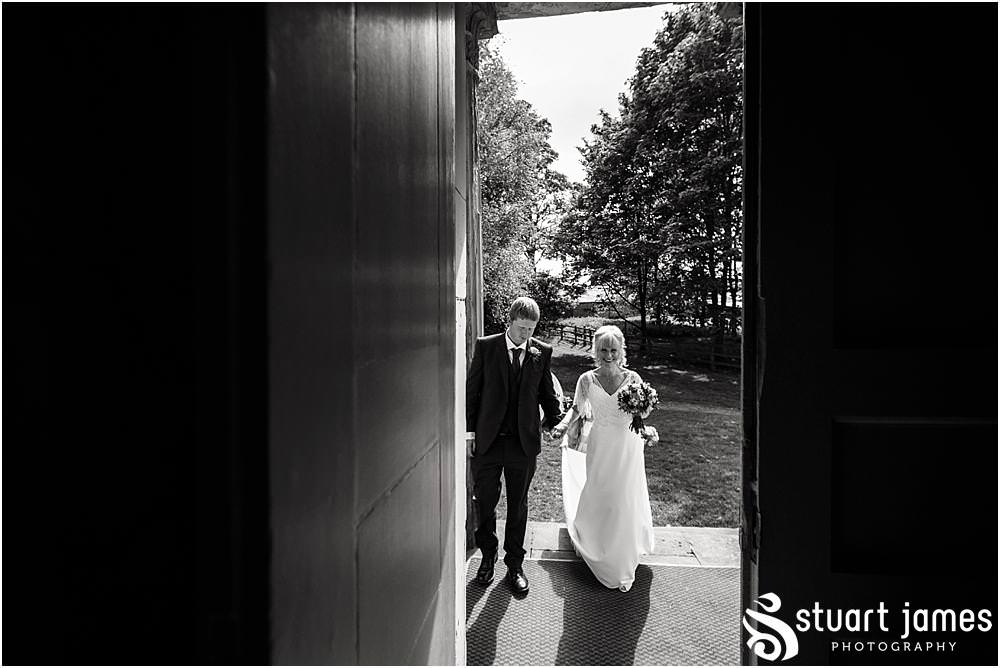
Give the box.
[591,325,627,368]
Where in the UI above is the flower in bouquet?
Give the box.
[617,381,659,435]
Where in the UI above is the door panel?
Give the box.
[750,4,997,664]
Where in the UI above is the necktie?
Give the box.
[512,348,522,378]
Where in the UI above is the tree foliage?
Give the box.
[558,5,744,338]
[478,45,577,332]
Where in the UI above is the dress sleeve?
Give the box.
[573,371,593,420]
[538,349,563,428]
[550,371,564,400]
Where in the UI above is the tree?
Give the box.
[528,270,585,331]
[560,4,743,339]
[478,45,574,332]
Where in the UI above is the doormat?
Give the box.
[466,558,740,665]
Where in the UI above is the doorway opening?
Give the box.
[459,3,750,664]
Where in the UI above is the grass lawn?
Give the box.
[494,340,740,528]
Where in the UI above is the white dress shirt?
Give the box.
[505,333,527,365]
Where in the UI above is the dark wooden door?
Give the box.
[745,4,997,664]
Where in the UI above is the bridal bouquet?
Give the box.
[617,381,659,436]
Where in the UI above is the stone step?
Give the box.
[479,520,739,568]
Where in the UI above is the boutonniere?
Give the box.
[528,346,541,360]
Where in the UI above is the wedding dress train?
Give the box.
[562,370,655,591]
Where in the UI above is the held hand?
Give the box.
[550,424,567,440]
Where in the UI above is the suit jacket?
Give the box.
[466,333,563,457]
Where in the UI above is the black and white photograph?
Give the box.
[3,1,997,666]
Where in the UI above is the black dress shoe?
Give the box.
[507,568,529,595]
[475,552,497,585]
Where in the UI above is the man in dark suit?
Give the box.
[466,296,563,596]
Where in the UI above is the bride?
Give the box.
[550,325,655,592]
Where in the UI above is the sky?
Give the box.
[492,4,677,184]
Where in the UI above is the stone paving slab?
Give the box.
[678,528,741,567]
[486,520,740,568]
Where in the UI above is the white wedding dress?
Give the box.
[562,369,655,591]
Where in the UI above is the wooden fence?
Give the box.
[543,323,740,372]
